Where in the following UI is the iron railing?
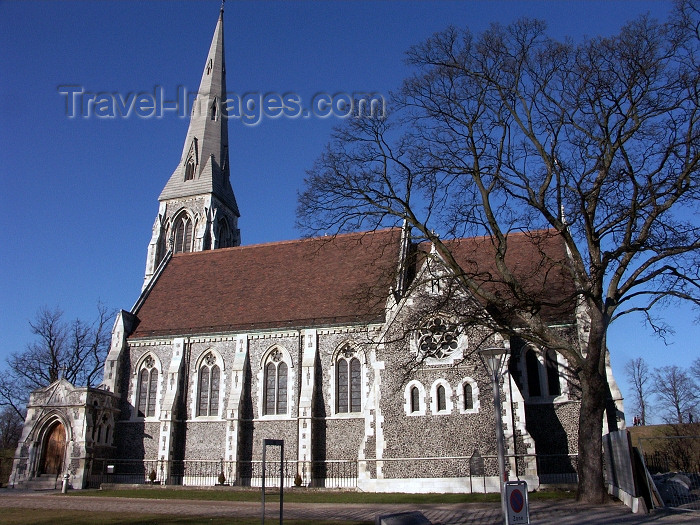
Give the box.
[86,453,578,489]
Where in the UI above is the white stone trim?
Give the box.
[190,347,225,420]
[403,380,426,416]
[429,379,453,415]
[328,341,367,418]
[409,314,468,366]
[457,377,480,414]
[131,352,163,422]
[257,344,295,418]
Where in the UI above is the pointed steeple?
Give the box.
[143,8,241,286]
[159,8,238,216]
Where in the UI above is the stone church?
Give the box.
[11,8,624,492]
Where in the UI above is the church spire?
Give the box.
[143,8,241,286]
[159,8,237,215]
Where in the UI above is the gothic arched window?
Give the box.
[458,377,479,414]
[410,386,420,413]
[217,218,230,248]
[526,348,542,397]
[430,380,452,415]
[436,384,447,412]
[263,349,288,416]
[336,345,361,413]
[137,355,159,418]
[197,352,220,417]
[184,157,195,181]
[173,214,193,253]
[463,383,474,410]
[404,380,426,416]
[546,349,561,396]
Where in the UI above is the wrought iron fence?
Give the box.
[87,458,164,488]
[87,458,356,489]
[535,454,579,484]
[86,453,577,490]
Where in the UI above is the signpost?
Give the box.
[261,439,284,525]
[505,480,529,524]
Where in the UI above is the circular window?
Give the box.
[417,317,460,359]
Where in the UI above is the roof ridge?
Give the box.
[171,228,399,256]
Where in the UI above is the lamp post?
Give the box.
[479,346,510,524]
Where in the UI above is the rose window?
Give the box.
[417,317,459,359]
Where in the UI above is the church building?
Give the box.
[11,7,624,492]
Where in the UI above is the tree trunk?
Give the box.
[576,323,610,504]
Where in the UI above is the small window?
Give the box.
[458,377,479,414]
[410,386,420,413]
[404,381,426,416]
[463,383,473,410]
[437,385,447,412]
[184,158,195,181]
[210,98,218,120]
[430,380,453,415]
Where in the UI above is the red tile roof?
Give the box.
[429,229,577,322]
[130,229,402,338]
[130,228,575,339]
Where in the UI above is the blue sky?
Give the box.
[0,0,696,423]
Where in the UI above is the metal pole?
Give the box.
[262,446,266,525]
[491,368,507,524]
[279,442,284,525]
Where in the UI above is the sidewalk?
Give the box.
[0,490,697,524]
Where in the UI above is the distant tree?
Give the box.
[0,304,112,417]
[691,357,700,383]
[653,365,698,423]
[298,2,700,503]
[0,407,23,450]
[625,358,652,425]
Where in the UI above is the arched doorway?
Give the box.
[40,422,66,475]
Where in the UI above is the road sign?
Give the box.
[505,480,529,524]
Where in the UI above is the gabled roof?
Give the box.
[422,229,577,322]
[129,228,576,339]
[130,229,402,338]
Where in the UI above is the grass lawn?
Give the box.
[1,508,371,525]
[72,486,574,504]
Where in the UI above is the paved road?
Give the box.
[0,490,697,524]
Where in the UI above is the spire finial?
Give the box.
[220,0,225,13]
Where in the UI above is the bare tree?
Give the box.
[654,365,698,424]
[298,2,700,503]
[691,357,700,383]
[625,358,652,425]
[0,407,23,450]
[0,304,112,416]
